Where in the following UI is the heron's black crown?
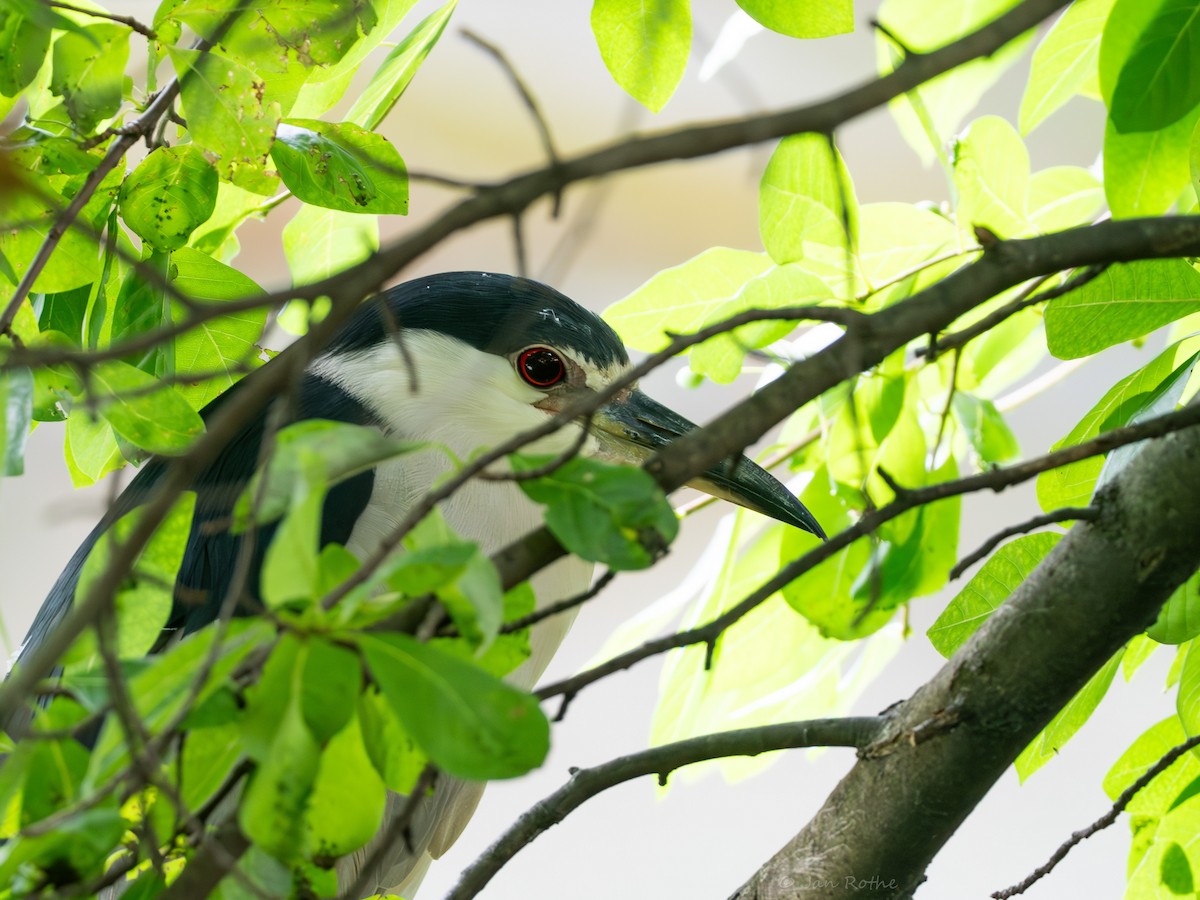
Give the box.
[326,272,629,368]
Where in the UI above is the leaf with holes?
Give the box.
[272,119,408,214]
[119,146,219,252]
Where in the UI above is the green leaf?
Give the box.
[760,133,858,263]
[0,808,126,887]
[952,115,1031,238]
[780,467,891,639]
[1104,107,1199,216]
[180,723,243,811]
[282,206,379,295]
[239,649,321,863]
[403,512,504,645]
[1044,260,1200,359]
[66,493,196,667]
[89,359,205,455]
[1100,0,1200,215]
[1037,338,1200,510]
[1015,650,1122,779]
[108,253,170,376]
[0,4,50,96]
[381,542,476,597]
[169,47,282,194]
[515,455,679,569]
[119,146,219,252]
[1105,717,1200,891]
[291,0,422,119]
[1095,350,1198,492]
[189,181,264,260]
[591,0,691,112]
[86,620,272,787]
[359,632,549,780]
[49,23,129,133]
[170,247,267,409]
[1105,716,1200,813]
[603,247,773,351]
[0,184,99,293]
[261,454,325,610]
[1026,165,1104,232]
[856,202,959,299]
[63,412,123,487]
[299,639,362,744]
[157,0,377,76]
[1178,642,1200,734]
[271,118,408,214]
[235,419,426,529]
[1109,0,1200,133]
[851,454,961,612]
[952,392,1020,464]
[735,0,852,37]
[1162,842,1197,894]
[306,712,387,860]
[876,0,1032,165]
[689,264,835,383]
[0,367,33,476]
[1019,0,1115,134]
[928,533,1061,656]
[342,0,457,130]
[1150,574,1200,645]
[358,687,427,794]
[653,516,900,783]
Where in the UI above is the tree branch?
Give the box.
[535,403,1200,708]
[446,717,883,900]
[730,400,1200,899]
[950,506,1101,579]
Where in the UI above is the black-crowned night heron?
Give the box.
[8,272,823,895]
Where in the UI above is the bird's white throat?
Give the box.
[308,331,595,687]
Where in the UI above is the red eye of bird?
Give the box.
[517,347,566,387]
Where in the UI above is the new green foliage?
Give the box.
[359,633,550,780]
[591,0,691,112]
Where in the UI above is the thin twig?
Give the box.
[502,569,617,633]
[47,0,157,37]
[461,27,562,214]
[477,414,592,482]
[992,731,1200,898]
[951,506,1100,579]
[923,264,1111,357]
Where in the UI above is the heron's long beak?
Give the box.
[592,389,826,539]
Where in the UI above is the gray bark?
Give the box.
[733,401,1200,899]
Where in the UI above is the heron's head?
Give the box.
[312,272,824,538]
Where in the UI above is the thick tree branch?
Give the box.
[1,0,1069,367]
[731,401,1200,899]
[495,216,1200,599]
[446,717,883,900]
